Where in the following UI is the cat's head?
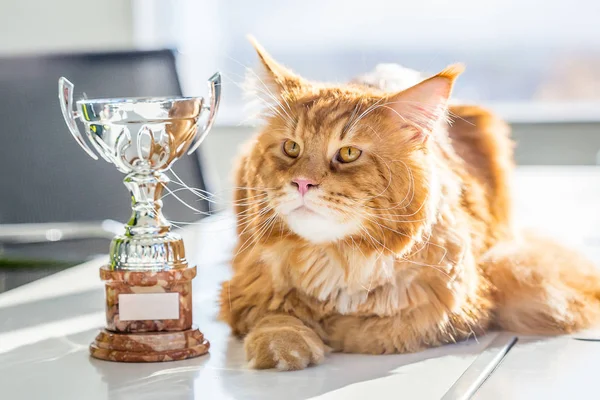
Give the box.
[241,37,462,252]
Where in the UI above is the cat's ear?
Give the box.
[386,64,464,140]
[247,35,304,95]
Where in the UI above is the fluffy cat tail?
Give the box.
[482,231,600,335]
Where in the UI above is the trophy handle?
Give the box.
[187,72,222,155]
[58,77,99,160]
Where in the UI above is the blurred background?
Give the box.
[0,0,599,289]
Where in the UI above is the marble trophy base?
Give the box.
[90,327,209,362]
[90,265,209,363]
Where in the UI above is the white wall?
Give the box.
[0,0,135,54]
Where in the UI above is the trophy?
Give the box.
[58,73,221,362]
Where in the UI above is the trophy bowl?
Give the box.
[59,73,221,362]
[77,96,203,173]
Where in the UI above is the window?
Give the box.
[134,0,600,123]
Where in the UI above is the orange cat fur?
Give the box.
[219,38,600,370]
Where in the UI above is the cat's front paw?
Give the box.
[244,324,327,371]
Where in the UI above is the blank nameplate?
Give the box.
[119,293,180,321]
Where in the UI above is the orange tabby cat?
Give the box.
[219,38,600,370]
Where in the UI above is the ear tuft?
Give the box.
[247,34,261,50]
[247,34,278,76]
[243,35,306,125]
[437,63,465,81]
[246,35,302,93]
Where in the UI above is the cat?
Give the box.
[218,37,600,371]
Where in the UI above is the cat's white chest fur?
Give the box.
[262,244,396,314]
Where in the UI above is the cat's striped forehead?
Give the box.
[286,92,384,143]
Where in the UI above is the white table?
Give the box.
[2,167,600,400]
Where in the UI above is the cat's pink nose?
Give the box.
[291,178,318,196]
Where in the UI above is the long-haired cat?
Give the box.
[219,38,600,370]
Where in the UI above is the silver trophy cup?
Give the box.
[58,73,220,271]
[58,73,220,362]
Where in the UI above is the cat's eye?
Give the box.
[336,146,362,163]
[283,139,301,158]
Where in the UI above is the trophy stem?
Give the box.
[123,172,171,237]
[109,172,187,271]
